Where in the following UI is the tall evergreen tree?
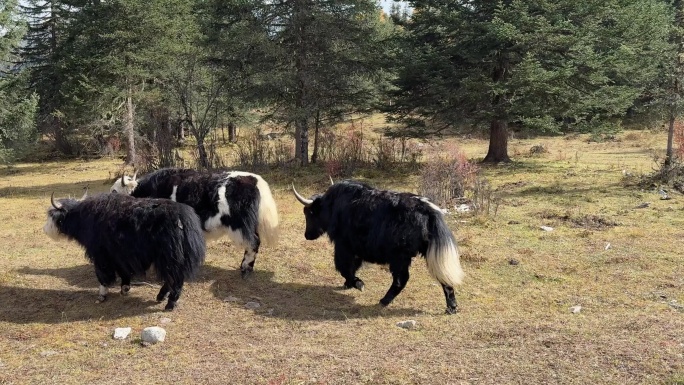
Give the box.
[389,0,672,162]
[207,0,395,165]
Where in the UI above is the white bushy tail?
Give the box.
[426,212,464,287]
[255,175,279,246]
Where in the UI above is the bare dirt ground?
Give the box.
[0,130,682,385]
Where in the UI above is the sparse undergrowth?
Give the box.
[0,130,682,385]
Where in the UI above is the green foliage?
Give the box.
[388,0,673,159]
[0,0,38,164]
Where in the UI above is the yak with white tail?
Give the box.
[111,168,279,277]
[292,180,464,314]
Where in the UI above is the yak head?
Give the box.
[292,184,327,240]
[43,190,85,241]
[110,172,137,194]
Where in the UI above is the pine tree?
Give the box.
[389,0,672,162]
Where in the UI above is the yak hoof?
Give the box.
[120,285,130,295]
[354,280,364,291]
[96,295,107,304]
[445,306,459,315]
[379,298,391,307]
[164,302,176,311]
[241,267,253,279]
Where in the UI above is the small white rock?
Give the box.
[141,327,166,344]
[40,350,58,357]
[570,305,582,314]
[159,317,172,325]
[540,226,554,232]
[396,320,417,330]
[245,301,261,310]
[223,296,240,302]
[455,204,471,213]
[604,242,611,250]
[113,327,132,340]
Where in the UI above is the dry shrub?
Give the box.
[529,144,548,157]
[419,144,479,209]
[233,129,294,171]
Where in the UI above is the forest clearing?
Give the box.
[0,129,682,385]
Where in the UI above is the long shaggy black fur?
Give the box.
[44,193,206,311]
[294,180,464,314]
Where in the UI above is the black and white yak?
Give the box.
[43,192,206,311]
[111,168,279,277]
[292,180,465,314]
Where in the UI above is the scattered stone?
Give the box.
[40,350,58,357]
[669,300,684,311]
[141,341,152,347]
[659,188,671,200]
[396,320,417,330]
[455,204,471,213]
[508,220,520,225]
[113,327,132,340]
[508,259,520,266]
[245,301,261,310]
[101,343,108,348]
[570,305,582,314]
[223,296,240,302]
[634,202,651,209]
[160,317,172,325]
[141,327,166,344]
[604,243,611,250]
[540,226,554,232]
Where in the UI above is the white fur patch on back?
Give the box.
[418,196,446,214]
[170,185,178,202]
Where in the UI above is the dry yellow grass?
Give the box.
[0,130,683,385]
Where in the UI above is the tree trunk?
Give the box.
[228,121,237,143]
[297,118,309,166]
[311,110,321,164]
[665,111,676,168]
[197,137,209,170]
[482,119,511,163]
[124,86,136,165]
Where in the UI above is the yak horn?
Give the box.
[120,174,126,187]
[292,184,313,206]
[329,175,334,186]
[81,184,89,200]
[50,192,61,210]
[132,169,137,180]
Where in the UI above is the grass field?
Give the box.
[0,130,683,384]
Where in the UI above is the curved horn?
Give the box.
[292,184,313,206]
[81,184,89,200]
[132,169,137,180]
[120,174,126,187]
[50,192,60,210]
[329,175,334,186]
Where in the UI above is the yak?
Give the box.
[111,168,278,278]
[292,180,465,314]
[43,192,206,311]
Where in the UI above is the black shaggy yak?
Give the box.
[292,180,465,314]
[43,192,206,311]
[111,168,278,277]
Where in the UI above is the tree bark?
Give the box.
[665,111,676,168]
[297,118,309,165]
[482,119,511,163]
[311,110,321,164]
[228,121,237,143]
[124,85,136,165]
[197,136,209,170]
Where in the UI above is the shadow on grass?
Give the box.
[0,285,161,324]
[17,263,426,321]
[0,179,113,199]
[207,266,427,321]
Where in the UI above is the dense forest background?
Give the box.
[1,0,683,171]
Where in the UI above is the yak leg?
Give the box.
[94,265,116,304]
[164,280,184,311]
[334,244,364,291]
[118,271,131,296]
[379,262,411,307]
[156,282,170,302]
[442,284,458,314]
[240,235,259,279]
